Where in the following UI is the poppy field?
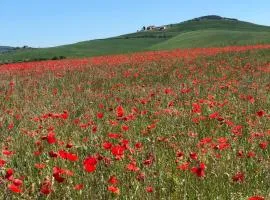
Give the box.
[0,45,269,199]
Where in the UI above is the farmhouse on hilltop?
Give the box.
[142,25,167,31]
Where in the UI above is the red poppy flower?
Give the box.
[5,168,14,180]
[189,152,198,160]
[126,161,139,172]
[108,185,120,194]
[0,159,6,167]
[40,179,52,195]
[146,186,154,193]
[232,172,244,182]
[48,151,58,158]
[111,145,125,159]
[47,131,57,144]
[13,178,23,187]
[116,106,124,118]
[103,141,112,150]
[259,141,268,150]
[248,196,265,200]
[74,184,84,190]
[256,110,265,117]
[191,163,206,177]
[60,111,69,119]
[35,163,46,169]
[58,150,78,162]
[97,112,104,119]
[83,156,97,173]
[209,112,219,119]
[177,162,190,171]
[135,142,143,149]
[8,184,22,193]
[108,175,118,185]
[53,167,65,183]
[192,103,201,114]
[121,125,129,131]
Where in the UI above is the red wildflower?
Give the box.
[136,172,145,181]
[8,123,14,130]
[146,186,154,193]
[189,152,198,160]
[259,141,268,150]
[177,162,190,171]
[8,184,22,193]
[121,125,129,131]
[232,172,244,182]
[5,168,14,180]
[12,178,23,187]
[192,103,201,114]
[35,163,46,169]
[58,150,78,162]
[164,88,173,95]
[108,132,122,139]
[108,175,118,185]
[111,145,125,159]
[143,153,155,166]
[247,151,256,158]
[99,103,104,109]
[126,161,139,172]
[191,162,206,177]
[47,131,57,144]
[237,150,244,158]
[97,112,104,119]
[48,151,58,158]
[74,184,84,191]
[40,179,52,195]
[53,167,65,183]
[176,151,184,159]
[2,149,14,156]
[116,105,124,118]
[108,185,120,194]
[231,125,243,136]
[103,141,112,150]
[248,196,265,200]
[247,95,255,103]
[0,159,6,167]
[209,112,219,119]
[66,142,73,148]
[135,142,143,149]
[60,110,69,119]
[256,110,265,117]
[83,156,97,173]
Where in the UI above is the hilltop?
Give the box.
[1,15,270,63]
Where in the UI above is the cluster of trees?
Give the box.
[0,55,66,65]
[123,34,171,39]
[192,15,238,21]
[0,45,33,54]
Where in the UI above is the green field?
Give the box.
[1,18,270,63]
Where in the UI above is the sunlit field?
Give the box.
[0,45,269,200]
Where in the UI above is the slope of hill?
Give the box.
[150,30,270,50]
[0,38,166,63]
[1,16,270,63]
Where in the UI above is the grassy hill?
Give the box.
[1,16,270,63]
[150,30,270,50]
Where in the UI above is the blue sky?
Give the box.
[0,0,269,47]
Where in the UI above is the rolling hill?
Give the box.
[1,15,270,63]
